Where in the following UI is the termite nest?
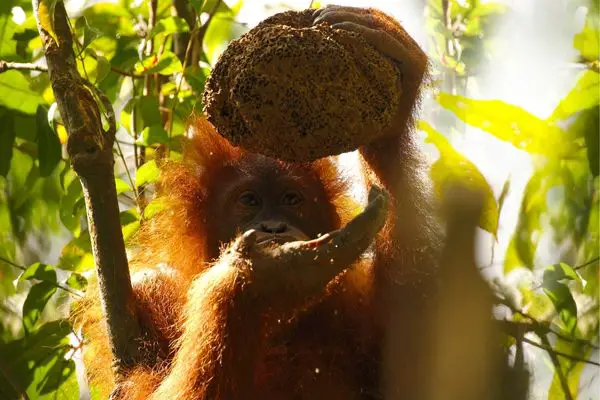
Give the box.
[203,9,402,161]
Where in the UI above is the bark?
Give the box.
[32,0,142,374]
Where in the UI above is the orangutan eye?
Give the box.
[281,190,303,206]
[238,191,261,207]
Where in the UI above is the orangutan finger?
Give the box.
[330,21,410,65]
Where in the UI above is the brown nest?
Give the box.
[203,9,401,161]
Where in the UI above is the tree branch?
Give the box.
[31,0,142,375]
[0,60,47,73]
[497,297,600,350]
[522,337,600,367]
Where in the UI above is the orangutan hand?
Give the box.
[230,186,389,299]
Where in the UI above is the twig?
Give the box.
[115,140,141,208]
[522,336,600,367]
[0,60,47,73]
[573,256,599,271]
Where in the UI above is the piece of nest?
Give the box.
[203,9,401,161]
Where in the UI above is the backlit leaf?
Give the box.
[551,71,600,121]
[0,71,42,114]
[574,25,599,61]
[65,272,87,291]
[115,177,132,195]
[436,93,574,156]
[37,0,58,44]
[135,51,182,75]
[420,121,499,236]
[150,16,190,38]
[18,262,57,282]
[136,160,159,187]
[190,0,204,13]
[137,125,169,146]
[23,281,57,331]
[95,55,111,84]
[542,279,578,333]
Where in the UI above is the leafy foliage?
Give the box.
[0,0,597,398]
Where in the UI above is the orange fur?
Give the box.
[73,8,441,399]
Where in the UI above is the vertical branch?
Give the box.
[32,0,142,374]
[541,334,574,400]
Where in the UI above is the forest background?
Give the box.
[0,0,598,398]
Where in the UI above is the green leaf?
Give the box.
[201,0,234,14]
[150,16,190,38]
[36,106,61,177]
[36,351,77,396]
[22,281,57,332]
[190,0,204,13]
[18,262,57,283]
[95,55,111,84]
[122,220,140,242]
[143,197,165,220]
[137,125,169,146]
[436,93,574,156]
[0,320,77,399]
[503,174,545,273]
[115,177,132,195]
[135,51,182,75]
[0,111,15,176]
[543,263,581,283]
[0,71,42,114]
[202,10,247,64]
[547,339,590,399]
[184,65,210,94]
[551,71,600,121]
[574,25,599,61]
[517,283,553,320]
[542,279,578,333]
[138,95,162,127]
[120,209,140,242]
[120,97,137,135]
[65,272,87,291]
[76,16,102,54]
[0,15,21,59]
[14,113,38,141]
[420,121,499,235]
[59,177,84,235]
[38,0,59,44]
[56,231,93,272]
[583,106,599,177]
[136,160,160,187]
